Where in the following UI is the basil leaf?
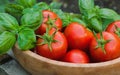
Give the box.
[17,27,36,50]
[0,0,9,12]
[79,0,94,14]
[0,13,19,33]
[0,26,6,34]
[53,9,85,27]
[17,0,36,8]
[102,19,114,30]
[89,17,102,32]
[5,4,24,21]
[99,8,119,20]
[33,2,49,11]
[72,18,86,26]
[86,10,96,19]
[0,31,16,54]
[62,13,86,27]
[62,13,72,27]
[86,6,100,19]
[23,2,49,14]
[113,15,120,20]
[22,8,35,14]
[50,2,62,9]
[21,11,43,30]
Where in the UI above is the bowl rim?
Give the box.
[14,44,120,68]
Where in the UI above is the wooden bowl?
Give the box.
[13,44,120,75]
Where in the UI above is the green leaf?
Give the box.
[0,13,19,33]
[49,2,62,9]
[33,2,50,11]
[21,11,43,30]
[62,13,86,27]
[87,6,100,19]
[0,0,9,12]
[102,19,114,30]
[5,4,24,21]
[89,17,102,32]
[0,31,16,54]
[72,18,86,26]
[53,9,85,27]
[16,0,37,8]
[22,8,35,14]
[86,10,96,19]
[23,2,49,14]
[62,13,73,27]
[17,27,36,50]
[79,0,94,14]
[113,15,120,20]
[99,8,119,20]
[0,26,6,34]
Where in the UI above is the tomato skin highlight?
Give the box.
[90,32,120,62]
[64,22,93,51]
[35,10,62,35]
[62,49,90,63]
[36,30,68,60]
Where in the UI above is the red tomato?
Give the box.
[36,30,68,60]
[35,10,62,35]
[62,49,90,63]
[64,22,93,51]
[106,20,120,38]
[106,20,120,32]
[90,32,120,62]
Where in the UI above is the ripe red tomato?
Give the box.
[35,10,62,35]
[106,20,120,37]
[106,20,120,32]
[90,32,120,62]
[36,30,68,60]
[62,49,90,63]
[64,22,93,51]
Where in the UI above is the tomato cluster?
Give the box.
[34,10,120,63]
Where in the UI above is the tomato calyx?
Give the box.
[114,25,120,37]
[37,28,58,51]
[94,32,111,54]
[45,15,58,30]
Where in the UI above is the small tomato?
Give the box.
[64,22,93,52]
[90,32,120,62]
[35,10,62,35]
[36,30,68,60]
[62,49,90,63]
[106,20,120,38]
